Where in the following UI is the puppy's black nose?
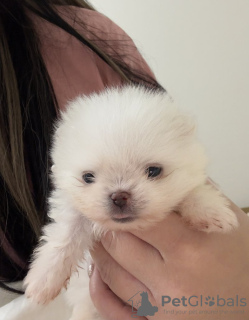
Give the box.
[111,191,130,208]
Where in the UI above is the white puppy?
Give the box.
[24,85,238,319]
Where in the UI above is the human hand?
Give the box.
[90,201,249,320]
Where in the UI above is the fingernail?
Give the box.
[88,263,94,278]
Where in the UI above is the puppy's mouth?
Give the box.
[111,213,136,223]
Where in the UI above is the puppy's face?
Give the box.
[52,86,207,231]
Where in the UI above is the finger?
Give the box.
[130,212,197,257]
[89,259,148,320]
[90,242,150,302]
[100,231,166,287]
[131,203,245,263]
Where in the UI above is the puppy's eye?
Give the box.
[146,166,162,179]
[82,173,95,184]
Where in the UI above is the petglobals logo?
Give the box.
[128,292,247,318]
[162,295,247,308]
[128,291,158,317]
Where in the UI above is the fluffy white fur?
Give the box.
[24,85,238,319]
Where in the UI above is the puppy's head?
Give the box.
[52,86,207,231]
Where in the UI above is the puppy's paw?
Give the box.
[24,266,68,304]
[180,184,238,233]
[184,206,238,233]
[24,245,73,304]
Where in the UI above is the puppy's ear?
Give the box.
[172,114,196,140]
[181,122,196,137]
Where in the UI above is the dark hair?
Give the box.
[0,0,164,293]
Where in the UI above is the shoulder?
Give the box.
[58,7,134,44]
[30,7,134,52]
[32,6,154,77]
[28,6,155,109]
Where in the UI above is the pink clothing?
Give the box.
[30,7,154,111]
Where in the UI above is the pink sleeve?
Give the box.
[31,7,156,111]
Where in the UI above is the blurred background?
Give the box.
[90,0,249,209]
